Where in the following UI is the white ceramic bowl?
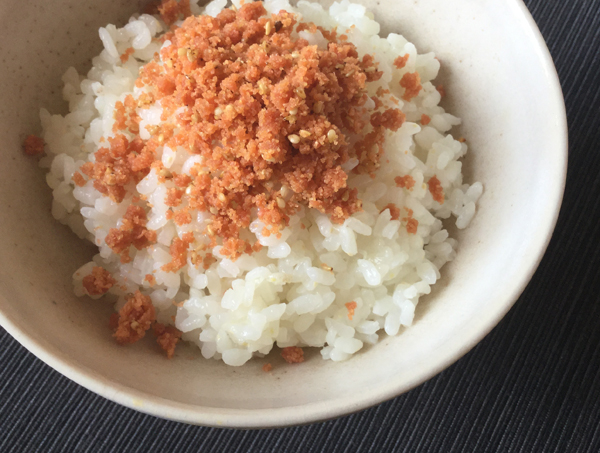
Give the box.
[0,0,566,427]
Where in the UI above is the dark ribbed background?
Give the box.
[2,0,600,451]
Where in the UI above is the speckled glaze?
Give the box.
[0,0,567,427]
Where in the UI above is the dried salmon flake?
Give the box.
[145,274,156,286]
[345,301,357,320]
[400,72,422,101]
[437,84,446,98]
[393,54,409,69]
[406,218,419,234]
[395,175,415,190]
[114,291,156,345]
[113,95,140,134]
[153,323,182,358]
[402,207,418,234]
[370,108,405,131]
[173,209,192,226]
[23,134,45,156]
[162,233,194,272]
[108,2,403,260]
[202,252,216,270]
[165,187,185,207]
[428,175,445,204]
[158,0,191,25]
[281,346,304,364]
[120,47,135,63]
[382,203,400,220]
[80,133,149,203]
[82,266,116,296]
[106,205,157,263]
[421,114,431,125]
[263,363,272,372]
[72,172,86,187]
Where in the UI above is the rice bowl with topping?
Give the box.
[29,0,482,367]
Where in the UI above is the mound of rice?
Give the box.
[39,0,482,366]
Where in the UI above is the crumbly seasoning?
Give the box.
[113,291,156,345]
[153,322,182,358]
[78,134,150,204]
[393,54,409,69]
[262,363,272,372]
[394,175,415,190]
[345,301,357,320]
[105,205,157,263]
[145,273,157,286]
[72,172,86,187]
[161,232,195,272]
[400,72,422,101]
[112,95,140,134]
[428,175,444,204]
[381,202,400,220]
[120,47,135,63]
[402,207,418,235]
[102,1,405,262]
[158,0,191,26]
[421,114,431,126]
[82,266,116,296]
[281,346,304,363]
[23,134,45,156]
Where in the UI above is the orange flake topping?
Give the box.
[114,291,156,345]
[437,84,446,98]
[106,2,404,261]
[421,114,431,125]
[202,252,216,270]
[153,322,182,358]
[72,172,86,187]
[345,301,357,320]
[173,209,192,226]
[428,175,444,204]
[145,274,157,286]
[400,72,422,101]
[79,133,148,204]
[395,175,415,190]
[381,203,400,220]
[158,0,191,25]
[23,134,45,156]
[263,363,272,372]
[82,266,115,296]
[105,205,157,263]
[370,108,406,131]
[165,187,185,207]
[406,218,418,234]
[393,54,409,69]
[402,207,418,234]
[120,47,135,63]
[281,346,304,364]
[162,233,194,272]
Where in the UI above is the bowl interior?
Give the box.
[0,0,566,427]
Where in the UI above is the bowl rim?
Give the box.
[0,0,568,428]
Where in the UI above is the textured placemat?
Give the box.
[2,0,600,451]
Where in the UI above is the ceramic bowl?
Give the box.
[0,0,566,427]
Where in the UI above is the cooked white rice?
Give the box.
[40,0,482,366]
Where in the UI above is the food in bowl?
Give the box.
[26,0,482,366]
